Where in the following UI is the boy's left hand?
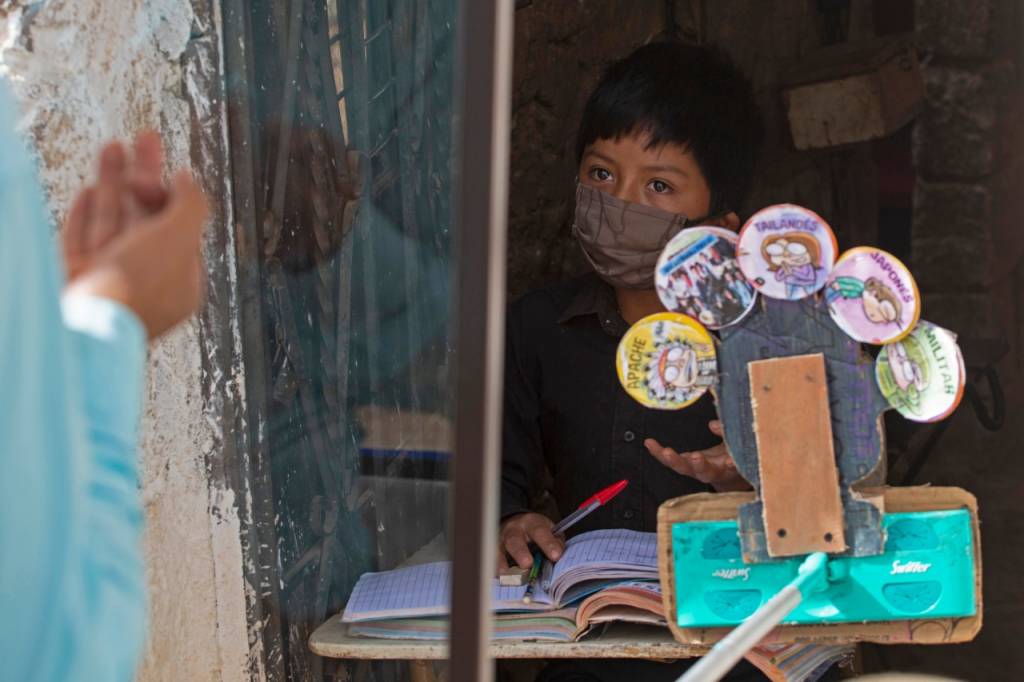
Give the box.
[645,420,751,492]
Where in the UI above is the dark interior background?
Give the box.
[504,1,1024,679]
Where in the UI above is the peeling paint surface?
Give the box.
[0,2,252,680]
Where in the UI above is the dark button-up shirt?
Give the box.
[501,273,719,537]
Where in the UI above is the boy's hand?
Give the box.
[645,420,750,492]
[497,512,565,574]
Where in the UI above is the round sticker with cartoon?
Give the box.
[737,204,837,301]
[875,321,965,422]
[616,312,717,410]
[654,227,757,329]
[825,247,920,344]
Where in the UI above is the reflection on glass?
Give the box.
[244,0,458,677]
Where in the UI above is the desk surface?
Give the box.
[309,618,705,660]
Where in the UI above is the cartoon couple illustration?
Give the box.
[761,232,824,299]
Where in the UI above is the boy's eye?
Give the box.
[589,167,612,182]
[648,180,672,194]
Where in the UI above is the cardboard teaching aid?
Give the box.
[826,247,920,345]
[716,297,889,561]
[624,201,983,661]
[876,321,965,423]
[616,313,717,410]
[737,205,837,301]
[654,227,757,330]
[748,354,846,556]
[656,487,983,647]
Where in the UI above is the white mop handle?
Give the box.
[678,583,802,682]
[677,552,828,682]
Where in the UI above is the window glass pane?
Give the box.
[240,0,459,677]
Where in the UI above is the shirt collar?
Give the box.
[557,274,630,337]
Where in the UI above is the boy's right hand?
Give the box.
[497,512,565,573]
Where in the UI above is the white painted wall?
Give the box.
[0,2,254,680]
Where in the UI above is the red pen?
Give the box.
[551,479,629,536]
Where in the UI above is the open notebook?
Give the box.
[341,528,658,622]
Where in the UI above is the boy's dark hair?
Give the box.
[575,41,763,215]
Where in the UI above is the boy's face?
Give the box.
[579,133,738,229]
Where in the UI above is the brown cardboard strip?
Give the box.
[748,354,846,556]
[657,487,982,646]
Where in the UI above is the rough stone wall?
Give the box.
[878,0,1024,678]
[0,2,253,680]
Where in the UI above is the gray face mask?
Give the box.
[572,183,703,289]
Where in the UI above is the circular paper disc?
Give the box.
[875,321,965,422]
[826,247,921,344]
[616,312,717,410]
[737,204,837,301]
[654,227,758,330]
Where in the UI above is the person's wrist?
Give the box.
[64,269,149,338]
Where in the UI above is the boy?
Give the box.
[499,42,768,681]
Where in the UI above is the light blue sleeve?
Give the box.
[0,82,148,682]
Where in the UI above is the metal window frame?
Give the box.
[449,1,514,681]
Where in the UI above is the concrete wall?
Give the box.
[0,2,253,680]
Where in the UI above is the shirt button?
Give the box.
[623,509,636,520]
[623,430,636,443]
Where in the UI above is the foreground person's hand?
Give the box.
[64,170,209,340]
[62,132,168,282]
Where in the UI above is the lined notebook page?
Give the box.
[342,561,552,621]
[343,530,658,621]
[343,562,451,621]
[550,529,658,582]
